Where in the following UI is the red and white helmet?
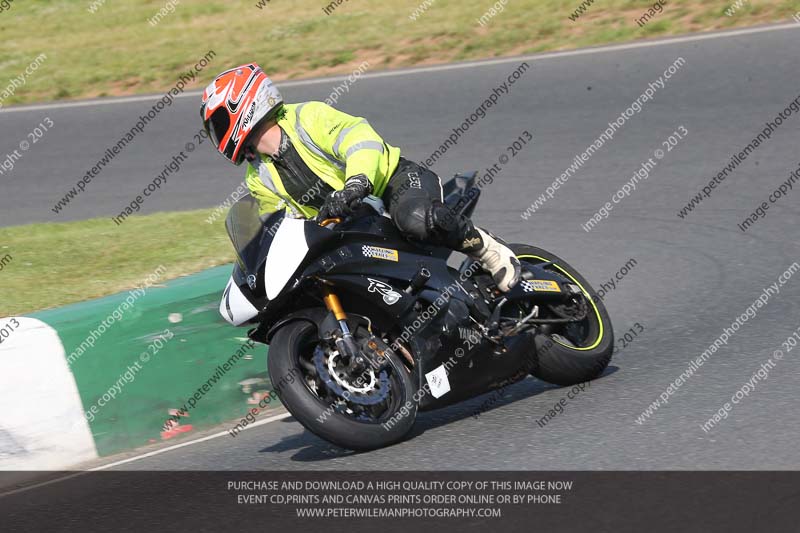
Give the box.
[200,64,283,165]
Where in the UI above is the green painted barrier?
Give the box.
[31,265,275,457]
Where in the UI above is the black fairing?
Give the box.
[224,177,542,411]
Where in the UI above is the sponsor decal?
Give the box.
[362,245,399,262]
[256,80,279,109]
[521,279,562,293]
[241,102,256,130]
[367,278,402,306]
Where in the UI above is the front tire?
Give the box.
[268,319,417,451]
[512,244,614,386]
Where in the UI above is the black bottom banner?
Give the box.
[2,471,798,532]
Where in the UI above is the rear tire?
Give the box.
[512,244,614,386]
[268,320,417,451]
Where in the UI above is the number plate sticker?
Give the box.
[425,365,451,399]
[521,279,562,293]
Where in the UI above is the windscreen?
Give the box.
[224,194,279,276]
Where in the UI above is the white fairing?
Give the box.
[220,277,259,326]
[265,217,310,300]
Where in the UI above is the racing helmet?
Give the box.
[200,64,283,165]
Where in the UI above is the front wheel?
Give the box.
[512,244,614,386]
[268,318,417,451]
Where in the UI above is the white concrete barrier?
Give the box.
[0,318,98,470]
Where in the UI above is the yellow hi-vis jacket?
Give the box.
[244,101,401,218]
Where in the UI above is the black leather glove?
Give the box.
[317,174,373,220]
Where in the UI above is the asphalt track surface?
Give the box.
[4,25,800,470]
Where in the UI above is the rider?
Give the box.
[201,64,520,291]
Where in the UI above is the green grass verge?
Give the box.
[0,0,796,105]
[0,210,235,316]
[1,0,796,315]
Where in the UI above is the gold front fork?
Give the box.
[321,286,347,321]
[321,284,360,363]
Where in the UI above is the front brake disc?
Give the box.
[313,346,389,406]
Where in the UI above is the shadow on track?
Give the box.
[258,367,619,462]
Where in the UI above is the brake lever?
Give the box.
[318,217,342,227]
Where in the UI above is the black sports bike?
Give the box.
[221,172,613,450]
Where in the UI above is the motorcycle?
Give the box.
[220,172,613,450]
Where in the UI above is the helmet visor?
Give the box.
[206,107,231,149]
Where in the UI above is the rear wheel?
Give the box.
[268,318,417,451]
[511,245,614,386]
